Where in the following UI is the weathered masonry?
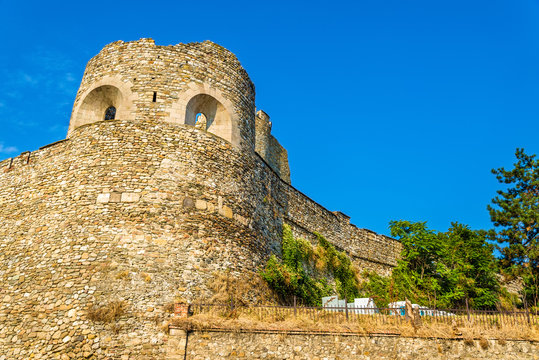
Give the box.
[0,38,401,359]
[166,329,539,360]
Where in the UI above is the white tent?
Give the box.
[322,296,346,312]
[388,301,408,316]
[351,297,378,314]
[323,296,379,314]
[387,301,454,316]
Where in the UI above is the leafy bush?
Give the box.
[357,271,392,308]
[358,221,501,310]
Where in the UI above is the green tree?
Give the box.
[389,220,442,306]
[488,148,539,309]
[436,224,499,309]
[361,221,500,310]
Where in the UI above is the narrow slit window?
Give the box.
[152,92,157,102]
[104,106,116,120]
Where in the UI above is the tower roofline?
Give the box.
[93,38,255,92]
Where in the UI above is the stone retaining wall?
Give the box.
[167,328,539,360]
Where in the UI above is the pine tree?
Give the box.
[488,148,539,309]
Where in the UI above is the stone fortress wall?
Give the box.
[0,39,401,359]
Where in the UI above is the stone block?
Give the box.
[109,192,122,202]
[220,205,233,219]
[153,238,167,246]
[121,192,140,203]
[96,193,110,203]
[183,197,194,208]
[169,328,186,336]
[195,199,207,210]
[234,214,248,226]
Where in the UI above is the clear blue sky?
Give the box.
[1,0,538,236]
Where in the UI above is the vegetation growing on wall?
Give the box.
[261,222,505,310]
[260,224,361,305]
[87,300,127,323]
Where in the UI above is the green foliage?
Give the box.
[389,221,443,306]
[357,271,392,308]
[261,254,330,305]
[522,273,539,311]
[436,224,499,309]
[260,225,360,305]
[488,148,539,309]
[314,232,361,301]
[282,225,312,271]
[359,221,500,310]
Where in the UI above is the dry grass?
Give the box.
[204,271,280,305]
[163,302,176,313]
[140,272,152,283]
[110,323,123,334]
[115,270,130,280]
[166,306,539,341]
[436,343,443,354]
[87,300,127,323]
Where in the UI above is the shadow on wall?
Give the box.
[71,85,123,129]
[68,76,137,136]
[185,93,232,142]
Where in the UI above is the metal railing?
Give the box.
[184,301,538,330]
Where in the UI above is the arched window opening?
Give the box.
[185,94,232,143]
[104,106,116,120]
[71,85,124,131]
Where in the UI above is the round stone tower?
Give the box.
[58,39,282,300]
[68,38,256,151]
[0,39,285,359]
